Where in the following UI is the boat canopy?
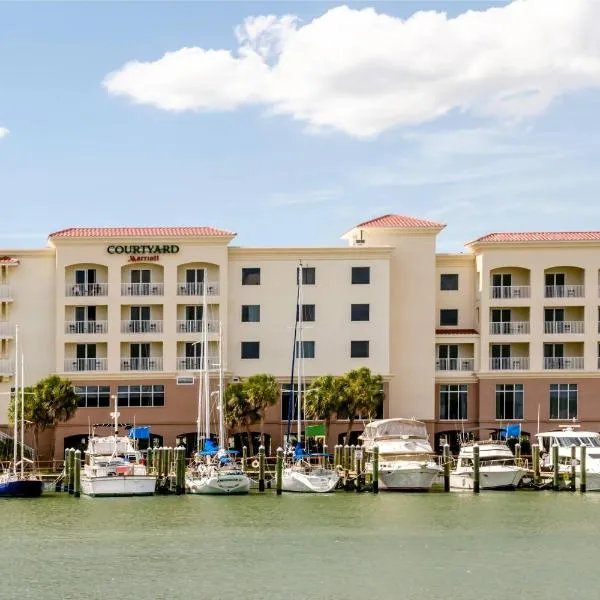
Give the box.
[87,436,136,456]
[360,419,428,441]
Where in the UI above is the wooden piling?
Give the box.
[258,445,266,492]
[532,444,540,485]
[176,446,185,495]
[443,443,450,492]
[63,449,70,493]
[372,446,379,494]
[552,444,560,491]
[334,445,341,468]
[73,449,81,498]
[515,442,521,460]
[473,444,480,494]
[350,445,356,471]
[580,444,587,493]
[323,444,328,468]
[570,444,576,492]
[276,447,283,495]
[242,446,247,472]
[146,447,153,472]
[68,449,75,495]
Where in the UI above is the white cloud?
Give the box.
[0,127,9,139]
[103,0,600,137]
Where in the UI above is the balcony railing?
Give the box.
[65,283,108,297]
[489,321,530,335]
[64,358,107,372]
[544,357,584,370]
[176,282,220,296]
[490,286,530,299]
[0,285,12,300]
[120,357,163,371]
[545,285,584,298]
[544,321,584,334]
[489,357,530,371]
[0,322,14,338]
[177,356,220,371]
[436,358,475,372]
[121,320,164,334]
[0,358,13,374]
[176,319,219,334]
[121,283,164,296]
[65,321,108,334]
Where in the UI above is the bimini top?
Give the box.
[360,418,428,441]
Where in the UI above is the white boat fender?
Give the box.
[252,459,260,468]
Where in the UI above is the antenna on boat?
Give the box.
[110,394,120,436]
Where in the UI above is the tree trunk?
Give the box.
[325,417,331,450]
[245,424,254,456]
[259,414,265,448]
[345,418,355,445]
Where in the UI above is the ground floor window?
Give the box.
[117,385,165,407]
[549,383,577,420]
[496,384,524,420]
[440,384,468,420]
[75,385,110,408]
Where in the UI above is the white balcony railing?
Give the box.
[176,319,219,334]
[490,286,530,299]
[545,285,584,298]
[177,356,220,371]
[121,320,164,334]
[0,358,13,374]
[121,283,164,296]
[544,357,584,370]
[65,283,109,297]
[120,357,163,371]
[0,285,12,300]
[544,321,584,334]
[489,357,530,371]
[489,321,530,335]
[176,282,220,296]
[436,358,475,372]
[64,358,107,372]
[0,322,14,337]
[64,321,108,334]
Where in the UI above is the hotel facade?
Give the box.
[2,214,600,459]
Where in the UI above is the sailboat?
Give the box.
[281,261,340,493]
[0,325,44,497]
[185,283,250,495]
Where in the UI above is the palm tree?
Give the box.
[305,375,343,444]
[224,382,259,456]
[244,374,279,447]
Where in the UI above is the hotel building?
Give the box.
[2,214,600,459]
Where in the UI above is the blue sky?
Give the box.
[1,0,600,250]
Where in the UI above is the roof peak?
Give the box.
[468,231,600,244]
[49,226,236,239]
[355,214,445,230]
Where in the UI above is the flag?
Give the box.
[505,423,521,439]
[305,424,326,437]
[128,426,150,440]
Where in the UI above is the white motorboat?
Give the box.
[360,418,441,491]
[450,440,526,490]
[536,426,600,491]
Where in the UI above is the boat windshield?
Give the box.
[364,420,428,440]
[555,436,600,448]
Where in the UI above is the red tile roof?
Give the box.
[436,328,479,335]
[0,256,19,265]
[355,214,445,229]
[469,232,600,244]
[49,226,236,239]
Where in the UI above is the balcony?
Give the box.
[545,285,584,298]
[544,357,584,370]
[121,320,164,334]
[64,321,108,334]
[544,321,584,334]
[0,358,13,375]
[176,319,219,334]
[0,285,12,301]
[177,356,219,371]
[121,283,164,296]
[64,358,107,372]
[120,357,163,371]
[489,357,530,371]
[489,321,530,335]
[436,358,475,372]
[176,282,220,296]
[0,322,14,338]
[489,286,530,299]
[65,283,109,297]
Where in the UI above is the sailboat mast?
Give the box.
[13,324,19,474]
[297,261,304,445]
[20,352,25,477]
[202,268,210,444]
[285,265,301,448]
[218,320,225,449]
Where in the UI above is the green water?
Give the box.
[1,491,600,599]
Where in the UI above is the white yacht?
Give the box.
[281,449,340,493]
[360,418,441,491]
[450,440,526,490]
[536,426,600,491]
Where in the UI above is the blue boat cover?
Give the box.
[500,423,522,439]
[128,426,151,440]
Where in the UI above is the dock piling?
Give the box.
[515,442,521,460]
[175,446,185,495]
[443,443,450,492]
[242,446,247,472]
[276,447,283,495]
[552,444,560,491]
[258,445,266,492]
[570,444,577,492]
[580,444,587,493]
[532,444,540,485]
[323,444,328,468]
[334,445,341,468]
[68,448,75,495]
[73,449,81,498]
[473,444,480,494]
[147,447,153,473]
[343,445,350,471]
[63,449,70,493]
[372,446,379,494]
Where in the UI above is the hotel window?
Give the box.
[496,384,524,420]
[351,304,370,321]
[544,343,564,368]
[241,341,260,359]
[280,384,305,421]
[242,268,261,285]
[184,268,205,294]
[73,268,98,296]
[71,306,98,334]
[437,344,458,371]
[241,305,260,323]
[295,340,315,359]
[352,267,370,284]
[117,384,165,407]
[126,343,150,370]
[440,309,458,326]
[130,269,152,296]
[440,274,459,291]
[439,384,468,420]
[75,343,97,370]
[491,273,512,298]
[129,306,151,333]
[301,267,316,285]
[545,272,565,297]
[185,305,203,322]
[299,304,315,322]
[351,340,369,358]
[75,385,110,408]
[549,384,577,420]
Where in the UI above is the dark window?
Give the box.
[300,304,315,322]
[549,384,577,420]
[351,304,370,321]
[351,340,369,358]
[302,267,316,285]
[351,267,370,284]
[440,274,459,291]
[117,384,164,407]
[295,341,315,359]
[440,309,458,326]
[241,341,260,359]
[242,268,261,285]
[496,384,524,420]
[280,383,305,421]
[440,384,468,420]
[74,385,110,408]
[241,305,260,322]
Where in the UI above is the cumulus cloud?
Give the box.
[103,0,600,137]
[0,127,9,138]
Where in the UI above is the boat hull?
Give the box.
[281,468,339,493]
[450,467,526,490]
[0,478,44,498]
[81,475,156,497]
[186,473,250,495]
[378,464,441,491]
